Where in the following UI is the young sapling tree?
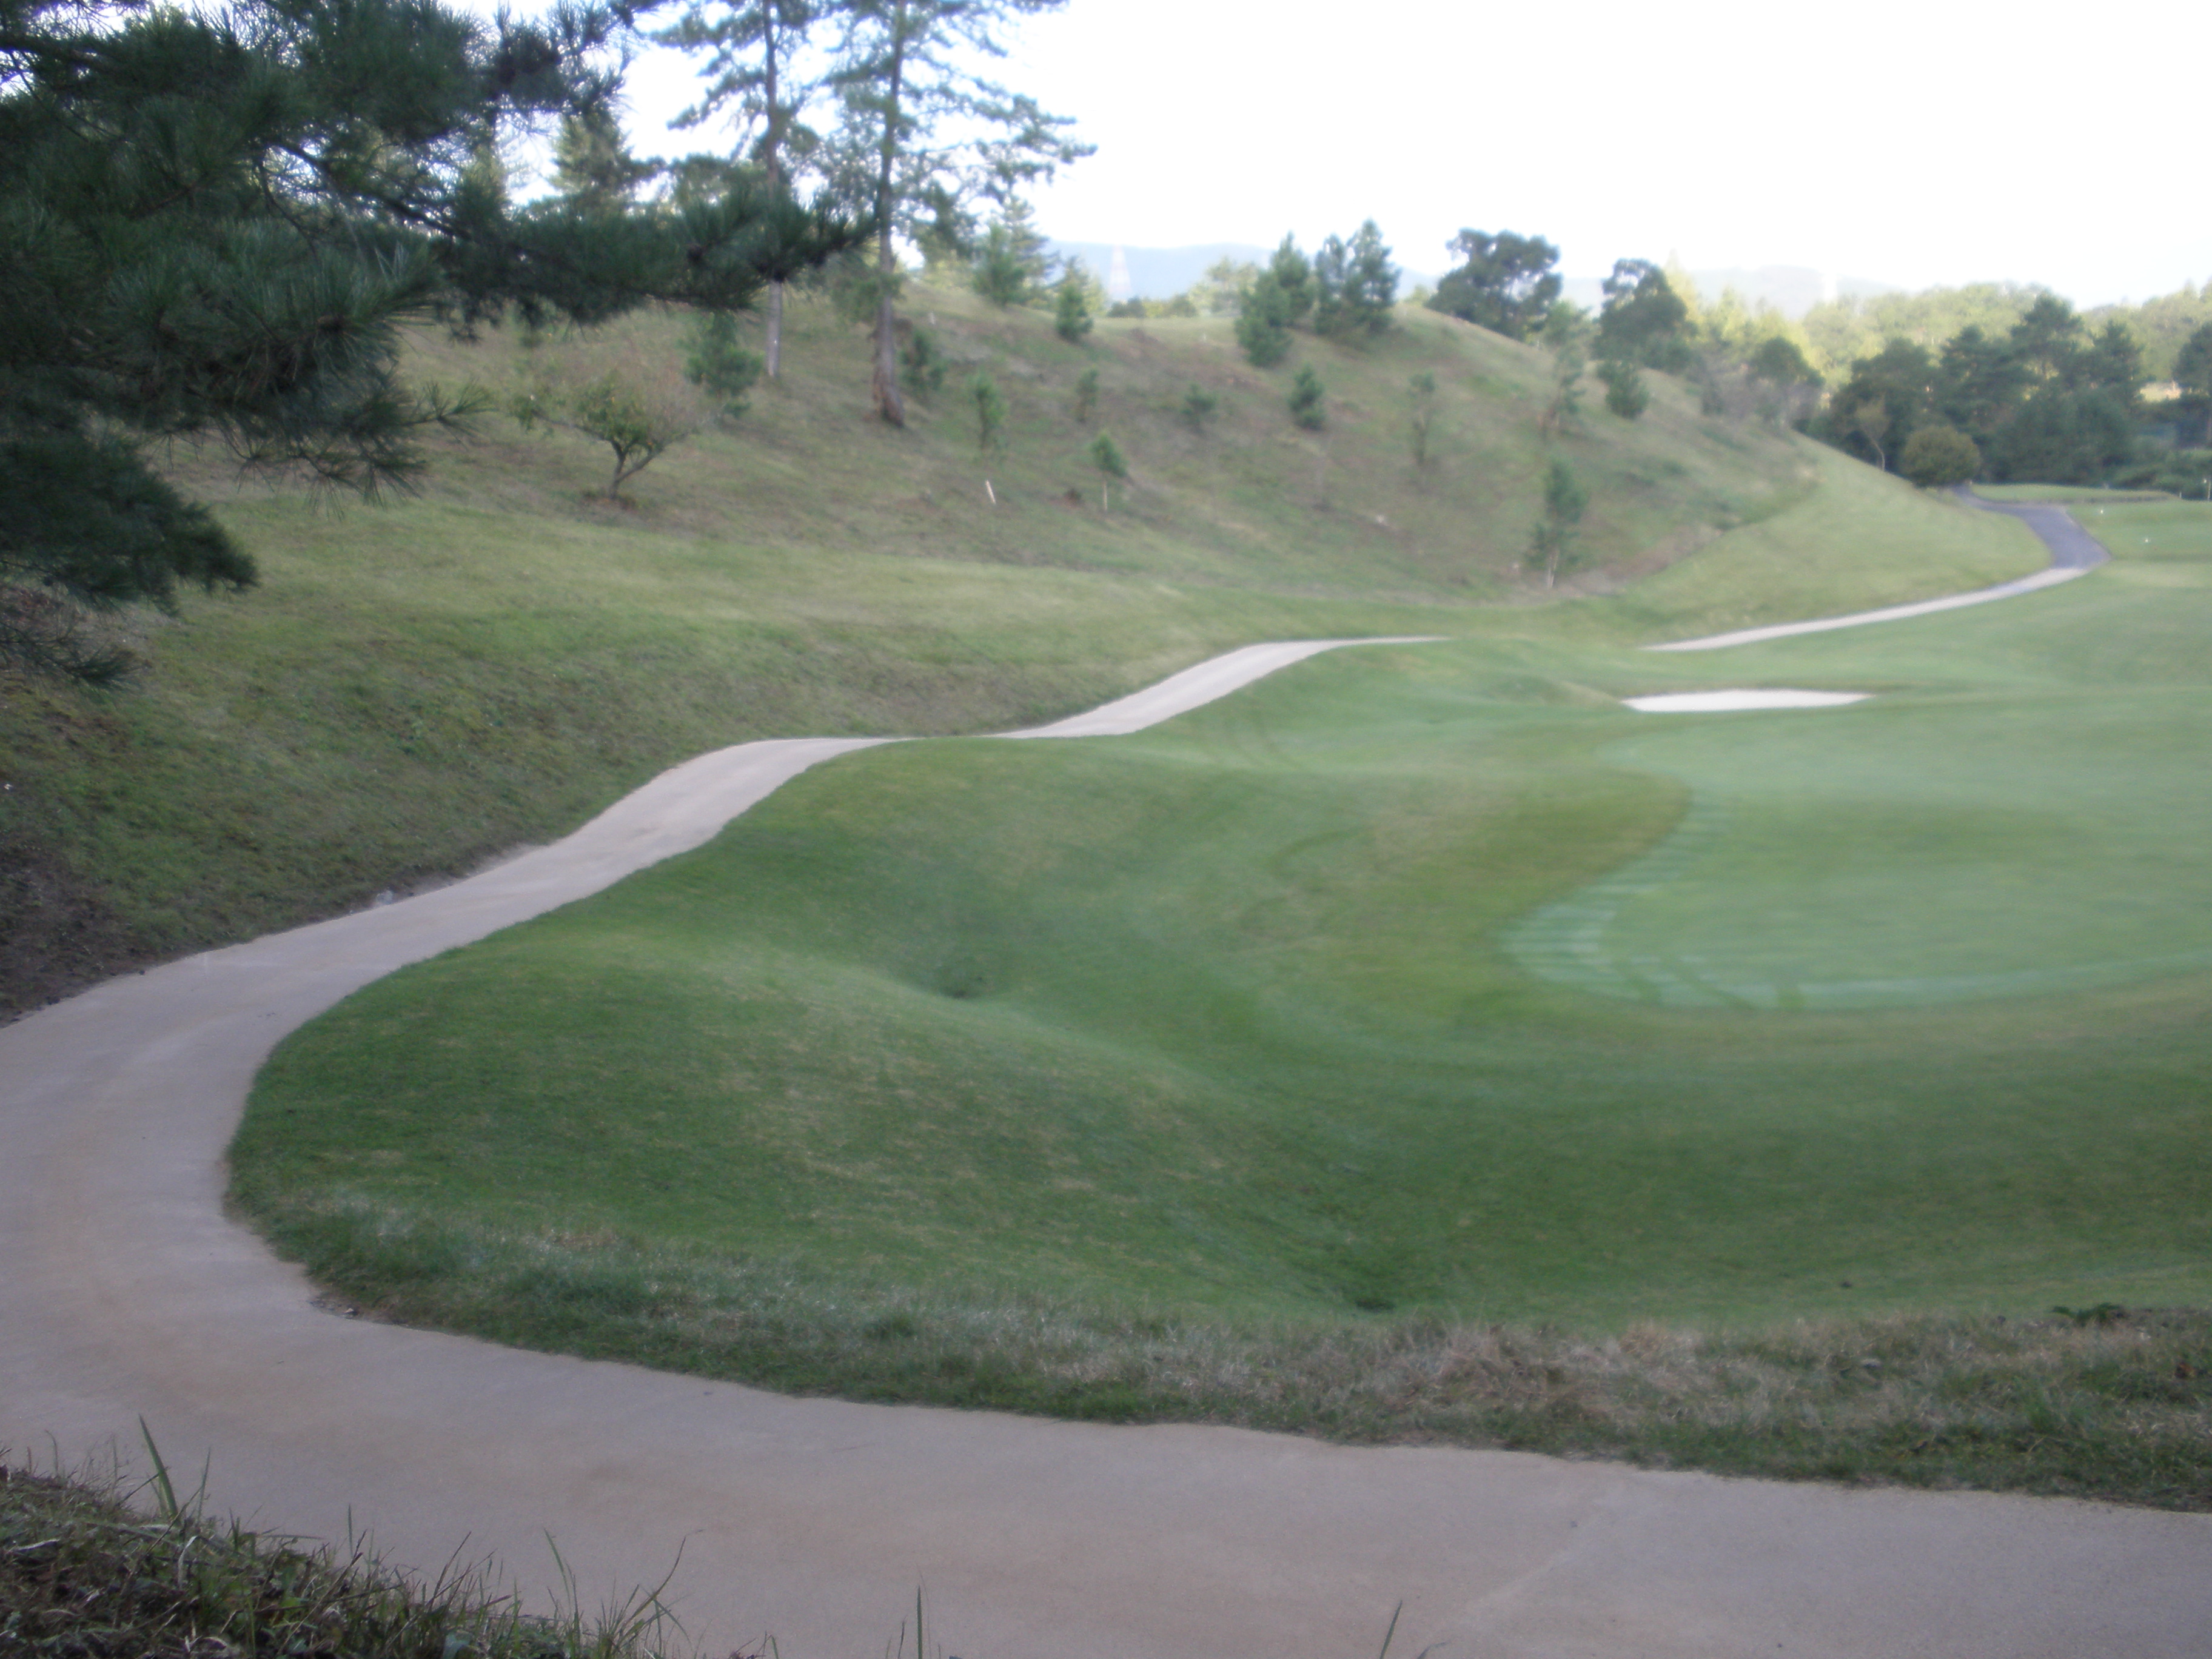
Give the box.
[1054,270,1094,343]
[1539,304,1589,436]
[1407,370,1438,467]
[902,327,949,399]
[512,364,713,503]
[1235,273,1294,367]
[971,372,1008,454]
[682,312,765,417]
[1598,357,1649,421]
[1529,457,1589,588]
[1088,432,1127,511]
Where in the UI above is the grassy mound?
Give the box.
[232,491,2210,1503]
[1,286,2039,1017]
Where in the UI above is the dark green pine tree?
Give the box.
[1597,258,1692,372]
[827,0,1088,426]
[1313,220,1398,338]
[551,106,662,212]
[654,0,825,377]
[1268,235,1314,325]
[1933,325,2026,447]
[2173,323,2212,445]
[1235,271,1295,367]
[0,0,866,683]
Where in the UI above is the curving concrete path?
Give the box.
[1646,490,2108,652]
[7,582,2210,1655]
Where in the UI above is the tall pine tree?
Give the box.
[655,0,824,377]
[828,0,1087,425]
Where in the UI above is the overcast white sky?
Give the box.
[600,0,2210,307]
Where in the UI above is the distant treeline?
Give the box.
[969,217,2212,492]
[1800,281,2212,384]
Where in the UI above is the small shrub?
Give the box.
[511,359,711,501]
[1053,276,1093,343]
[1088,432,1127,511]
[1181,383,1219,434]
[681,310,763,416]
[970,372,1007,454]
[902,327,948,398]
[1235,272,1294,368]
[1072,365,1099,423]
[1289,364,1326,431]
[1598,357,1649,420]
[1529,456,1589,588]
[1902,423,1982,489]
[1407,369,1438,467]
[970,223,1034,308]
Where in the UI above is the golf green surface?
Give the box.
[238,502,2212,1336]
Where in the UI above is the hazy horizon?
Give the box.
[573,0,2206,313]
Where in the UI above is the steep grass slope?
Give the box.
[1,283,2039,1014]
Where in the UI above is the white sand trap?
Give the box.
[1624,689,1871,712]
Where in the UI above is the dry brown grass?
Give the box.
[275,1195,2212,1510]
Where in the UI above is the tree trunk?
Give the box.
[762,21,784,381]
[869,4,906,426]
[872,286,904,426]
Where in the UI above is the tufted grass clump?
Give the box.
[0,1430,691,1659]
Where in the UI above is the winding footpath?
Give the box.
[5,524,2207,1658]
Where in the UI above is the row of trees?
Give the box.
[1801,280,2212,387]
[1419,227,2211,489]
[1228,227,1401,366]
[1423,233,1825,430]
[1814,295,2188,484]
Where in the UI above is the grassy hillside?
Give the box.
[1,282,2039,1017]
[232,501,2212,1506]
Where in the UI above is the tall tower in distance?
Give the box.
[1107,244,1134,303]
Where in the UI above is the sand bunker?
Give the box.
[1624,689,1870,713]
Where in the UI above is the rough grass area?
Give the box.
[1597,450,2043,639]
[241,1212,2212,1510]
[0,284,2042,1018]
[0,1443,686,1658]
[1970,484,2171,503]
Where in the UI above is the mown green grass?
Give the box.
[234,500,2212,1503]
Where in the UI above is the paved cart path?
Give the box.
[1647,491,2107,651]
[8,551,2207,1658]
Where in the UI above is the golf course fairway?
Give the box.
[233,499,2212,1440]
